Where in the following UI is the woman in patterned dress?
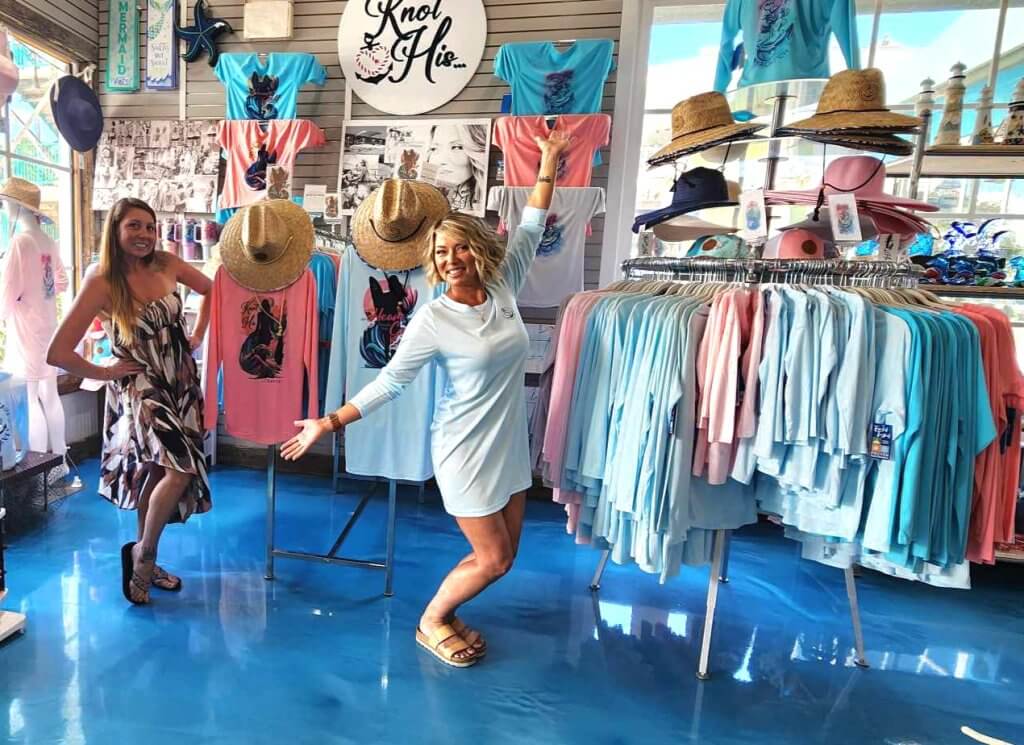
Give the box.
[47,198,213,605]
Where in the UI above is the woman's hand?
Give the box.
[104,359,144,380]
[188,333,204,352]
[534,129,573,160]
[281,418,331,461]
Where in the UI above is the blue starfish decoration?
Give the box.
[175,0,233,67]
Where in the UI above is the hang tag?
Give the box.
[877,233,902,262]
[740,189,768,239]
[869,423,893,460]
[302,184,327,214]
[668,405,678,437]
[827,193,863,242]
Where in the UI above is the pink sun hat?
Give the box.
[765,155,937,212]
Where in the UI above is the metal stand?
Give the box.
[696,529,728,680]
[589,549,611,591]
[265,445,399,596]
[718,532,732,583]
[844,566,870,669]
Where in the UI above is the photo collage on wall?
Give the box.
[93,119,222,213]
[338,118,491,216]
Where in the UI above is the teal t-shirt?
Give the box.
[495,40,615,115]
[215,52,327,120]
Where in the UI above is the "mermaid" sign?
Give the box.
[105,0,140,92]
[338,0,486,116]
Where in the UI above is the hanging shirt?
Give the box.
[493,115,611,187]
[0,226,69,381]
[217,120,326,209]
[488,186,606,308]
[324,254,439,483]
[309,253,338,416]
[494,40,616,115]
[713,0,860,92]
[214,52,328,120]
[203,267,319,445]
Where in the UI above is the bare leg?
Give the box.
[136,465,164,542]
[129,468,192,603]
[421,492,527,639]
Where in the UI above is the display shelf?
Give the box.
[994,547,1024,564]
[926,285,1024,300]
[887,146,1024,179]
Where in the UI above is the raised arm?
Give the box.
[528,129,572,210]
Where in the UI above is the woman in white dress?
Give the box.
[282,130,570,668]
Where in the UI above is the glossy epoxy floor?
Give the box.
[1,461,1022,745]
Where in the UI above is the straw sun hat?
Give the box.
[781,68,922,133]
[647,91,765,167]
[0,177,53,223]
[352,178,449,272]
[219,199,314,292]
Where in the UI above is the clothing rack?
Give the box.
[586,255,925,681]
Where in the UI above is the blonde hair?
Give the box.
[98,198,160,345]
[423,213,504,287]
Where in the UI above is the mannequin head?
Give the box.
[4,202,41,233]
[98,198,158,343]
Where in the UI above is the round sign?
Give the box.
[338,0,487,116]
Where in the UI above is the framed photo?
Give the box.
[338,118,491,216]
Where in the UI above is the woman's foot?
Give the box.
[128,543,155,604]
[417,616,480,667]
[152,565,182,592]
[450,617,487,656]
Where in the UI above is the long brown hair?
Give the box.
[98,198,159,344]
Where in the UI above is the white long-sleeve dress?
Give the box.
[349,207,547,517]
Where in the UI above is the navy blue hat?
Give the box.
[632,168,738,234]
[49,75,103,152]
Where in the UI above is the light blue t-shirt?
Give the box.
[215,52,328,120]
[714,0,860,92]
[494,40,616,115]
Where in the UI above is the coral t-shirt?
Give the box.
[203,266,319,445]
[492,114,610,187]
[217,120,325,209]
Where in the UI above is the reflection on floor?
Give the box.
[1,461,1022,744]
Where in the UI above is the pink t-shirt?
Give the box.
[203,266,319,444]
[493,114,611,187]
[217,120,326,209]
[0,227,69,380]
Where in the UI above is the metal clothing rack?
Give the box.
[264,444,400,597]
[587,256,925,680]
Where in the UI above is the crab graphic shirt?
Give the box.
[203,267,319,445]
[488,186,605,308]
[493,115,610,188]
[215,53,327,120]
[217,119,325,209]
[714,0,860,92]
[494,40,615,115]
[324,255,441,482]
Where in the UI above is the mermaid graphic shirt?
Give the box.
[714,0,860,92]
[495,40,615,115]
[203,267,319,445]
[215,52,327,120]
[217,120,325,210]
[488,186,605,308]
[323,255,440,482]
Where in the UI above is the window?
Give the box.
[0,34,75,362]
[606,0,1024,273]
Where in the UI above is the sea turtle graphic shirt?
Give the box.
[215,53,327,120]
[494,40,615,115]
[203,266,319,445]
[488,186,605,308]
[714,0,860,92]
[217,119,325,209]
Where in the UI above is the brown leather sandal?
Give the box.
[415,624,480,668]
[450,617,487,657]
[152,565,182,592]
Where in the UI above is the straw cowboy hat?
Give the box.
[647,92,765,167]
[0,177,53,223]
[780,69,922,133]
[219,199,314,292]
[352,178,449,272]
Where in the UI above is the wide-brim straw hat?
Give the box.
[352,179,449,272]
[795,132,915,157]
[219,199,314,292]
[653,215,738,242]
[647,92,765,166]
[0,177,53,224]
[783,69,922,132]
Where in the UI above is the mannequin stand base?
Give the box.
[0,608,26,642]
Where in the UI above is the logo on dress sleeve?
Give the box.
[501,307,515,319]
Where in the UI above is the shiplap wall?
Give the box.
[98,0,622,293]
[19,0,98,50]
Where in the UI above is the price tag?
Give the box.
[877,233,902,262]
[740,189,768,239]
[827,193,863,243]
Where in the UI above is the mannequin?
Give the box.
[0,195,69,455]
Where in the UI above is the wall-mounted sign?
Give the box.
[146,0,179,90]
[338,0,487,116]
[106,0,140,92]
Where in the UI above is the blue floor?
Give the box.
[1,459,1023,744]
